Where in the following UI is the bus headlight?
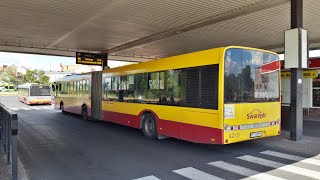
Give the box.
[224,125,231,131]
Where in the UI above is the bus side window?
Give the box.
[166,70,181,106]
[135,73,148,102]
[58,84,61,92]
[124,75,135,102]
[104,77,111,100]
[107,77,118,101]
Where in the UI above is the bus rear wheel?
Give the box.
[142,113,158,139]
[81,106,88,121]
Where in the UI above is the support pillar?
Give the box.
[289,0,304,141]
[102,53,109,70]
[290,68,303,140]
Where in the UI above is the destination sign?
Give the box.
[281,70,318,79]
[76,52,104,66]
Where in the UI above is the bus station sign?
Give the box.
[281,70,318,79]
[76,52,103,66]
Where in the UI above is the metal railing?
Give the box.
[0,103,18,180]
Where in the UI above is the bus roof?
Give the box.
[103,46,277,77]
[56,73,92,82]
[18,83,51,88]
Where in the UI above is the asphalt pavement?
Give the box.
[0,96,320,180]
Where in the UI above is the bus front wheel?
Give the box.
[142,113,158,140]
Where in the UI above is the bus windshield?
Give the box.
[224,48,280,103]
[30,86,51,96]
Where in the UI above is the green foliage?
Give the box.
[0,66,22,85]
[23,69,50,84]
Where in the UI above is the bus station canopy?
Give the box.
[0,0,319,62]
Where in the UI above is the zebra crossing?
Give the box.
[10,105,56,111]
[134,150,320,180]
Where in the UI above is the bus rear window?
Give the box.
[224,48,280,103]
[30,86,51,96]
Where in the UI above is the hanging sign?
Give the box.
[76,52,103,66]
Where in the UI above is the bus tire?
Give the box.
[81,106,88,121]
[142,113,158,140]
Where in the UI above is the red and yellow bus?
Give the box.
[18,83,52,105]
[54,46,281,144]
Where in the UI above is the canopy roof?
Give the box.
[0,0,318,61]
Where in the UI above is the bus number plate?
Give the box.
[250,131,262,138]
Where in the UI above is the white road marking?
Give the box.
[238,155,320,179]
[261,150,320,166]
[173,167,224,180]
[133,175,161,180]
[9,107,54,111]
[208,161,286,180]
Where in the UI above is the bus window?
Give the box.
[127,75,134,90]
[106,77,118,100]
[135,73,148,102]
[119,76,127,90]
[30,86,51,96]
[111,77,118,91]
[76,81,80,93]
[104,77,111,100]
[83,80,87,93]
[160,72,165,89]
[79,81,83,94]
[147,72,166,104]
[166,70,181,105]
[124,75,135,102]
[148,72,160,89]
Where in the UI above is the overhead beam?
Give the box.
[0,44,151,62]
[263,38,320,53]
[107,0,290,53]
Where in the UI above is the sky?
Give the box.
[0,51,136,71]
[0,52,75,71]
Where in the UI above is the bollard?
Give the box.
[11,114,18,180]
[7,113,11,164]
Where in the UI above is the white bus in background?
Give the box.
[18,83,52,105]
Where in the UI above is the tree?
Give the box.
[23,69,50,84]
[0,66,22,85]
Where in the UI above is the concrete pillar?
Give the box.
[289,0,304,141]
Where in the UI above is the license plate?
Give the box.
[250,131,263,138]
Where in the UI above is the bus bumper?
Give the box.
[28,101,52,105]
[223,124,281,144]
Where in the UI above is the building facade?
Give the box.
[281,58,320,109]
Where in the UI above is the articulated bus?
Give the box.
[54,46,281,144]
[18,83,52,105]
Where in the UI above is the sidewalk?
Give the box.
[0,145,28,180]
[304,108,320,122]
[259,119,320,156]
